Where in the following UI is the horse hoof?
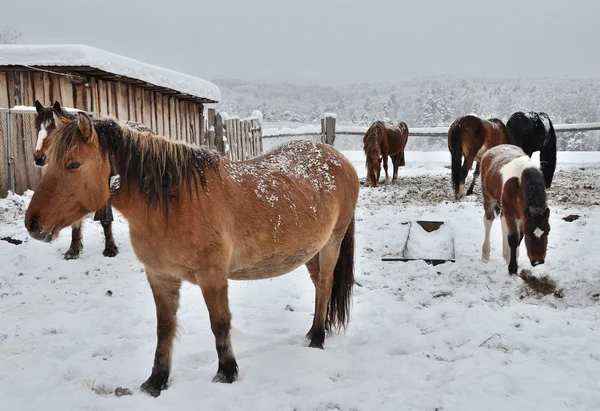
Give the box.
[308,340,324,349]
[63,250,81,260]
[212,369,238,384]
[140,373,169,397]
[103,247,119,257]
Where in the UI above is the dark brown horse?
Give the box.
[33,100,152,259]
[480,144,550,275]
[24,112,359,397]
[363,120,409,187]
[448,115,514,200]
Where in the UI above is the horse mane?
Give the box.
[521,167,547,211]
[363,121,384,154]
[48,119,221,216]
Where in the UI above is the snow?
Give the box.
[323,112,337,119]
[10,104,88,114]
[0,44,221,102]
[1,151,600,410]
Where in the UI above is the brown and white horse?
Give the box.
[363,120,409,187]
[24,112,359,397]
[33,100,152,259]
[448,115,514,200]
[480,144,550,275]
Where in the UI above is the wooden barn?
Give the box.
[0,44,221,196]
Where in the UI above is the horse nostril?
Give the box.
[532,260,544,267]
[29,216,41,235]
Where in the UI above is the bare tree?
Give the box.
[0,26,25,44]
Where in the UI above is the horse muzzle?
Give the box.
[33,153,46,167]
[26,215,57,242]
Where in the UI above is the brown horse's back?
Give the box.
[387,122,409,155]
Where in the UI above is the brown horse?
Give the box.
[363,120,409,187]
[33,100,153,259]
[24,112,359,397]
[448,115,514,200]
[480,144,550,275]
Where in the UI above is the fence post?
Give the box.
[324,114,336,146]
[215,113,224,154]
[6,111,15,193]
[320,118,326,143]
[207,108,216,150]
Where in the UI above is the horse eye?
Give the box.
[67,162,81,170]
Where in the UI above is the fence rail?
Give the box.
[263,116,600,139]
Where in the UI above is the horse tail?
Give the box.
[327,213,355,333]
[450,122,463,193]
[540,114,557,188]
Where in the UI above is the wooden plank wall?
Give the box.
[0,69,206,196]
[0,70,205,142]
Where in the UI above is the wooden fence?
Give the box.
[0,107,264,197]
[263,114,600,139]
[205,108,263,161]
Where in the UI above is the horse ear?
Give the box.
[52,110,69,127]
[77,112,94,142]
[53,101,63,112]
[544,207,550,219]
[35,100,43,114]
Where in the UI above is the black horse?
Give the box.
[506,111,557,188]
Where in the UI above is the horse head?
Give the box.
[523,206,551,266]
[25,112,112,242]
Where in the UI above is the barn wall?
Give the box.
[0,70,205,142]
[0,69,207,196]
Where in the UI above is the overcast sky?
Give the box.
[3,0,600,85]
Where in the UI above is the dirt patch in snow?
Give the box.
[359,166,600,207]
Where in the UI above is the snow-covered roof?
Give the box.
[0,44,221,103]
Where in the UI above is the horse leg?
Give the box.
[500,212,510,264]
[481,196,495,262]
[305,254,320,340]
[100,221,119,257]
[93,201,119,257]
[140,271,182,397]
[308,234,344,349]
[456,156,474,200]
[64,220,83,260]
[197,271,238,383]
[466,162,481,196]
[507,223,520,275]
[391,153,400,183]
[382,155,389,183]
[501,214,520,274]
[540,138,557,189]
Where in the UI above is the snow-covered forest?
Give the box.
[214,76,600,151]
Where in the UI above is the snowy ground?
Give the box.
[1,151,599,411]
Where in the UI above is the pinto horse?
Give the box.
[506,111,557,188]
[363,120,409,187]
[480,144,550,275]
[24,112,359,397]
[33,100,152,259]
[448,115,514,200]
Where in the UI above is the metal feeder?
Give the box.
[381,220,456,266]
